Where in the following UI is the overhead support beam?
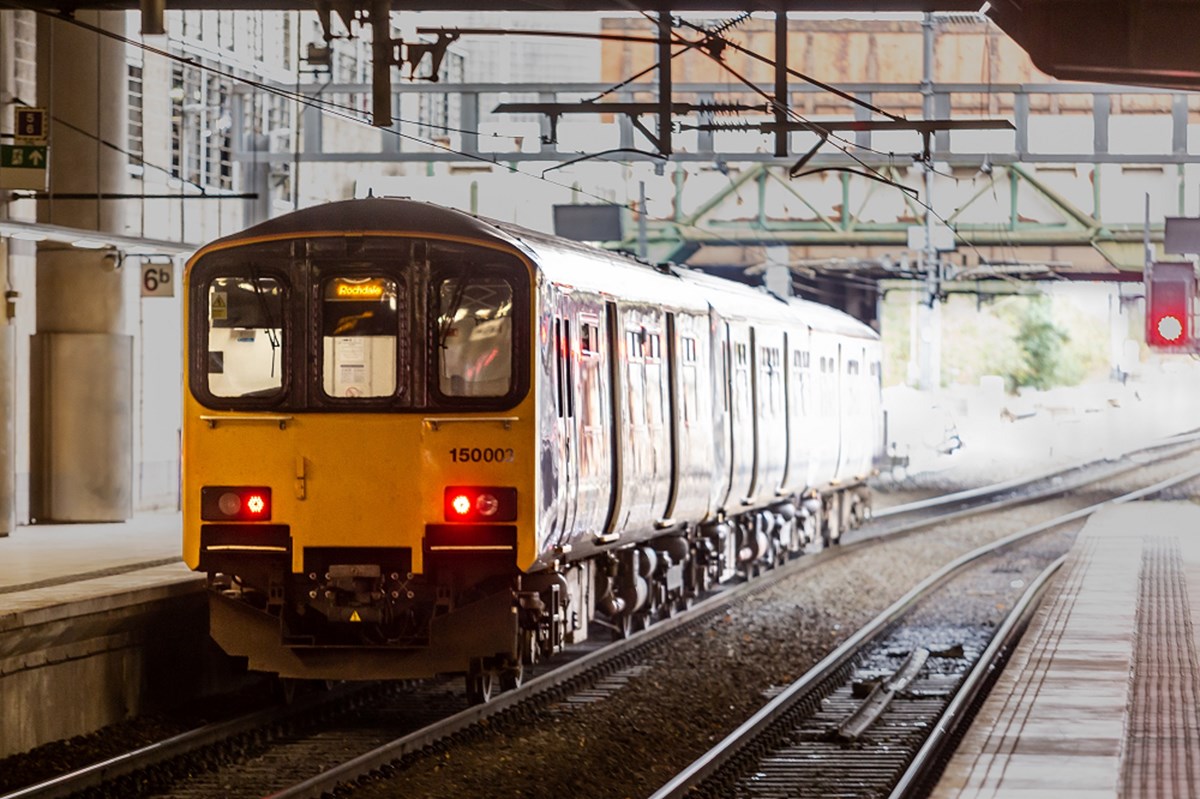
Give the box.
[370,0,393,127]
[138,0,164,35]
[657,10,673,157]
[774,9,788,158]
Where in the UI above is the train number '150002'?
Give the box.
[449,447,515,463]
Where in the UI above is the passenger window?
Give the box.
[320,276,399,398]
[206,275,285,398]
[436,277,514,397]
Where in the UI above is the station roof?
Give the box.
[16,0,1200,94]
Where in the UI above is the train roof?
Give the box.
[193,198,878,340]
[192,197,516,255]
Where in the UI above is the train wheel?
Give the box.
[611,611,633,640]
[500,660,524,691]
[466,659,494,704]
[519,628,540,666]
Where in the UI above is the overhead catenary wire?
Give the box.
[12,3,995,279]
[5,3,794,259]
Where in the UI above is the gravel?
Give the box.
[4,451,1197,799]
[349,455,1200,799]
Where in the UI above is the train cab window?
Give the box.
[320,276,399,399]
[436,277,514,397]
[205,275,285,398]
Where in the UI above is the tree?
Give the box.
[1007,295,1070,391]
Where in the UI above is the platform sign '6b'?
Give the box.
[141,263,175,297]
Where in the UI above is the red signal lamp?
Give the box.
[201,486,272,521]
[1146,262,1196,351]
[443,486,517,522]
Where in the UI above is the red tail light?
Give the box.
[201,486,272,521]
[443,486,517,522]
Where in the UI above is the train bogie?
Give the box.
[182,198,883,695]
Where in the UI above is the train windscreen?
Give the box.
[205,275,285,399]
[435,277,514,398]
[189,236,528,411]
[321,276,399,399]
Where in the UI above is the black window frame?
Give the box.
[188,237,531,414]
[189,260,293,412]
[427,261,529,411]
[313,267,407,409]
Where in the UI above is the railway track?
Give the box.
[648,466,1200,799]
[5,434,1199,799]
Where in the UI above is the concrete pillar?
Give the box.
[31,11,133,522]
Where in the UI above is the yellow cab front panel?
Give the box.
[180,210,537,680]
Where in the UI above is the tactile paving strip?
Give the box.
[1122,535,1200,799]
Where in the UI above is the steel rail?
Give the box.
[872,429,1200,520]
[886,555,1065,799]
[1,684,373,799]
[9,441,1199,799]
[648,465,1200,798]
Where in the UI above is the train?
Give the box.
[182,197,884,701]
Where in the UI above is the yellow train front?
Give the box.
[182,199,539,691]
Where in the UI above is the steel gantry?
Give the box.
[231,76,1195,274]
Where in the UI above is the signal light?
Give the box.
[443,486,517,522]
[451,493,472,516]
[1146,262,1196,351]
[201,486,272,521]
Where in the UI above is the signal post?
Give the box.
[1145,219,1200,353]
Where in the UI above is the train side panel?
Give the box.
[780,325,815,497]
[664,309,718,525]
[834,339,875,483]
[749,324,787,503]
[724,319,756,508]
[608,301,673,537]
[806,330,843,489]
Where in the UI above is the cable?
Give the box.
[17,3,943,274]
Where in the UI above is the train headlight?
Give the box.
[444,486,517,522]
[201,486,272,521]
[475,493,499,517]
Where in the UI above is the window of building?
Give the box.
[127,62,143,175]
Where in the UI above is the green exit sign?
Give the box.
[1,145,47,168]
[0,144,48,190]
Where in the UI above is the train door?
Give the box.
[662,312,681,525]
[751,327,786,503]
[665,311,714,525]
[606,304,671,539]
[550,300,578,547]
[831,341,845,482]
[727,322,755,507]
[843,345,868,478]
[601,303,623,541]
[808,333,840,489]
[711,311,735,513]
[786,332,815,493]
[572,306,612,540]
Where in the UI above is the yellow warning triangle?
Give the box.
[349,611,362,622]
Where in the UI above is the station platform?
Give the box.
[0,513,212,759]
[931,501,1200,798]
